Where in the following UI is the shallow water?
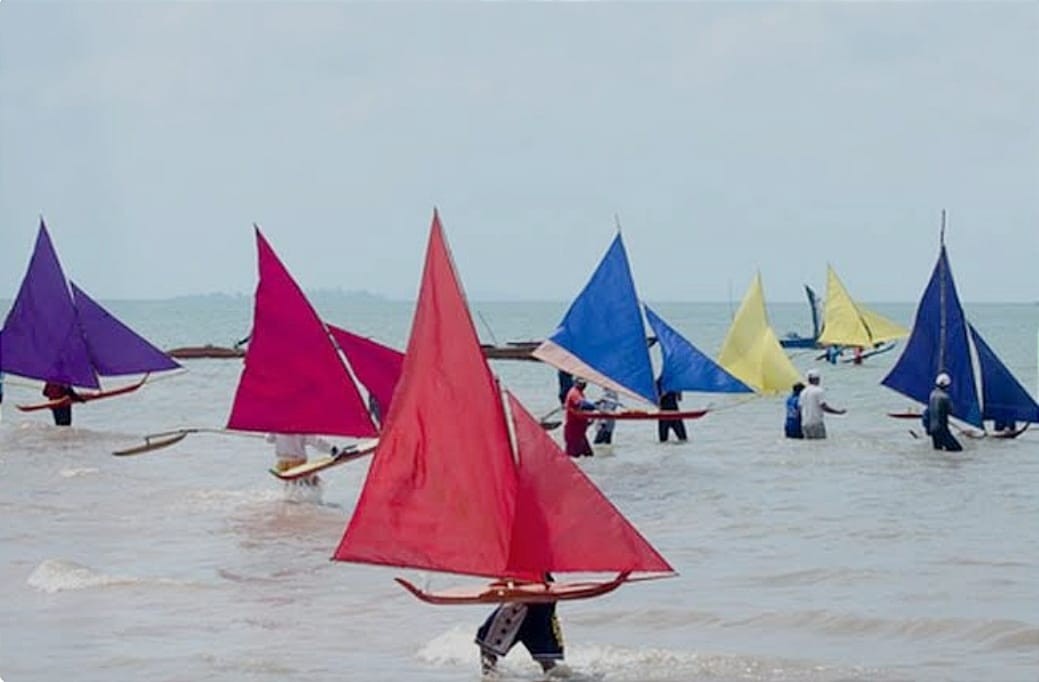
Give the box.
[1,299,1037,681]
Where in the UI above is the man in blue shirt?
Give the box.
[784,382,805,438]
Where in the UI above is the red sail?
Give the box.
[327,325,404,422]
[505,392,674,577]
[333,211,519,578]
[226,227,377,438]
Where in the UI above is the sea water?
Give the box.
[0,298,1037,682]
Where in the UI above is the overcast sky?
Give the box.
[1,2,1036,303]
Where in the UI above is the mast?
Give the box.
[938,210,947,374]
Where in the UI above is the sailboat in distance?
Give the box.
[817,265,907,360]
[333,211,674,604]
[717,273,801,394]
[882,214,1038,434]
[1,219,181,412]
[779,285,823,349]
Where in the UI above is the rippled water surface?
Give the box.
[1,299,1037,681]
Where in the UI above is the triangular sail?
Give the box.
[0,221,98,389]
[333,211,519,579]
[334,212,671,583]
[717,273,800,394]
[327,325,404,420]
[505,392,673,577]
[226,227,378,437]
[71,282,181,376]
[532,234,657,405]
[969,324,1039,424]
[881,246,982,427]
[643,305,752,394]
[817,265,907,348]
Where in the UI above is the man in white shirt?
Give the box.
[798,369,846,439]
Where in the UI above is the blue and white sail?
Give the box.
[881,240,1039,428]
[644,305,753,394]
[532,233,657,405]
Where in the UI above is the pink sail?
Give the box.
[226,227,377,438]
[327,325,403,422]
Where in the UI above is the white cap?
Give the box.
[806,369,820,381]
[935,372,951,387]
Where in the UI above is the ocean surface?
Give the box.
[1,298,1037,682]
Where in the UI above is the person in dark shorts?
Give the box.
[475,578,565,676]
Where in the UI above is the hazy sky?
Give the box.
[0,2,1036,302]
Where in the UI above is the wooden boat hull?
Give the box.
[167,345,245,359]
[572,407,709,421]
[269,440,378,481]
[17,375,149,412]
[395,572,631,605]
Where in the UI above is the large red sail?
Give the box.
[505,392,674,577]
[327,325,404,422]
[226,227,377,438]
[333,211,519,578]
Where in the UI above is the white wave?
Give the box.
[26,559,198,594]
[416,626,887,681]
[59,467,100,478]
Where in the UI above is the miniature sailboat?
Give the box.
[643,305,753,395]
[817,265,906,359]
[226,227,402,477]
[779,285,823,349]
[881,220,1038,434]
[532,233,708,420]
[717,273,801,394]
[333,212,674,603]
[1,219,181,411]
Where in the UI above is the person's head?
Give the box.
[574,377,587,389]
[806,369,821,385]
[792,381,805,395]
[935,372,951,388]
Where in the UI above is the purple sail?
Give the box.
[0,221,99,388]
[71,282,181,376]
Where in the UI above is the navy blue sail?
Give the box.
[644,305,752,395]
[880,238,1038,429]
[969,325,1039,424]
[532,233,657,405]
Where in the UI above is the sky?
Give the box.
[0,2,1036,303]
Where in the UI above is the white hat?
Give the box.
[935,372,951,387]
[806,369,820,381]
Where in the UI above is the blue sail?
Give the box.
[969,324,1039,424]
[881,246,982,427]
[532,233,657,405]
[644,305,752,394]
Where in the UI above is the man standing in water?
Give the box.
[42,382,84,426]
[798,369,845,439]
[927,372,962,452]
[475,576,567,677]
[563,377,596,457]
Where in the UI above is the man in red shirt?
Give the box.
[563,377,596,457]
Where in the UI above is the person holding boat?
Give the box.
[657,378,687,442]
[927,373,962,452]
[475,575,566,677]
[592,388,621,445]
[42,382,85,426]
[267,433,341,485]
[798,370,845,439]
[563,377,596,457]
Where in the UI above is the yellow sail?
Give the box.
[717,273,801,394]
[817,265,907,347]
